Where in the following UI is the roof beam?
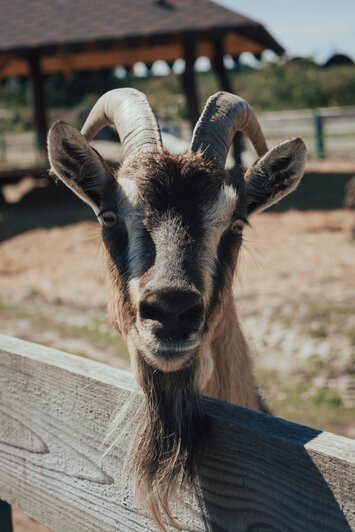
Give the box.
[0,32,265,80]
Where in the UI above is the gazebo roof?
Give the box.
[0,0,284,79]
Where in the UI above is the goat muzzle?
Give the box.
[137,288,204,368]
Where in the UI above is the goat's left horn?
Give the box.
[81,88,163,161]
[191,91,268,167]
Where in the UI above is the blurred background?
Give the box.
[0,0,354,439]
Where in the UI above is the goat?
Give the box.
[48,88,306,530]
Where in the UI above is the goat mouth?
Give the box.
[130,325,201,372]
[140,343,198,372]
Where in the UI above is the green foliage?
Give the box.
[226,62,355,111]
[311,388,343,408]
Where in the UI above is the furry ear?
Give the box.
[48,121,113,214]
[244,137,307,216]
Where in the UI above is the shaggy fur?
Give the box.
[133,355,205,530]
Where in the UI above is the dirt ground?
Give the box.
[1,185,354,532]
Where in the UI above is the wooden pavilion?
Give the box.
[0,0,284,154]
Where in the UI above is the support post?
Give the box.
[181,38,199,128]
[0,499,13,532]
[28,51,47,156]
[212,37,243,168]
[313,112,324,159]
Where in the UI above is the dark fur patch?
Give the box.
[269,154,293,177]
[129,151,225,221]
[50,121,114,208]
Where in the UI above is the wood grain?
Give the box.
[0,334,354,531]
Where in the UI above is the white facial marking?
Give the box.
[205,184,237,228]
[118,176,139,205]
[202,184,237,301]
[149,214,186,284]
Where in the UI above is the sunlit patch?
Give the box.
[118,176,139,205]
[201,184,238,300]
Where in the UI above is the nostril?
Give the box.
[140,300,166,323]
[178,302,204,324]
[139,290,204,330]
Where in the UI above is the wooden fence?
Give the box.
[0,333,354,531]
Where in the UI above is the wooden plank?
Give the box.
[0,334,354,532]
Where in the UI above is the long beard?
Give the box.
[133,355,205,530]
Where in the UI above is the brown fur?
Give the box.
[202,293,260,408]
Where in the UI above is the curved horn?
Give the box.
[81,88,162,161]
[191,92,268,167]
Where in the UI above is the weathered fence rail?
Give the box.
[0,333,354,531]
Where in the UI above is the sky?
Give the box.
[214,0,355,63]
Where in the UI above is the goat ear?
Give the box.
[244,137,307,216]
[48,121,113,214]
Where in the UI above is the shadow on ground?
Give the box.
[0,178,95,242]
[268,171,354,212]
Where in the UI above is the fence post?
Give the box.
[0,500,13,532]
[0,136,6,163]
[313,111,324,158]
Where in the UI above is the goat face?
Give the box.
[103,151,243,377]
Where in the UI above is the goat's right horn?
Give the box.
[191,91,268,167]
[81,88,163,161]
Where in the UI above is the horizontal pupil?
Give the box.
[102,211,117,225]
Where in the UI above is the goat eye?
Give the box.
[100,210,117,227]
[230,219,245,234]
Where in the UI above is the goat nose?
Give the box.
[139,289,204,331]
